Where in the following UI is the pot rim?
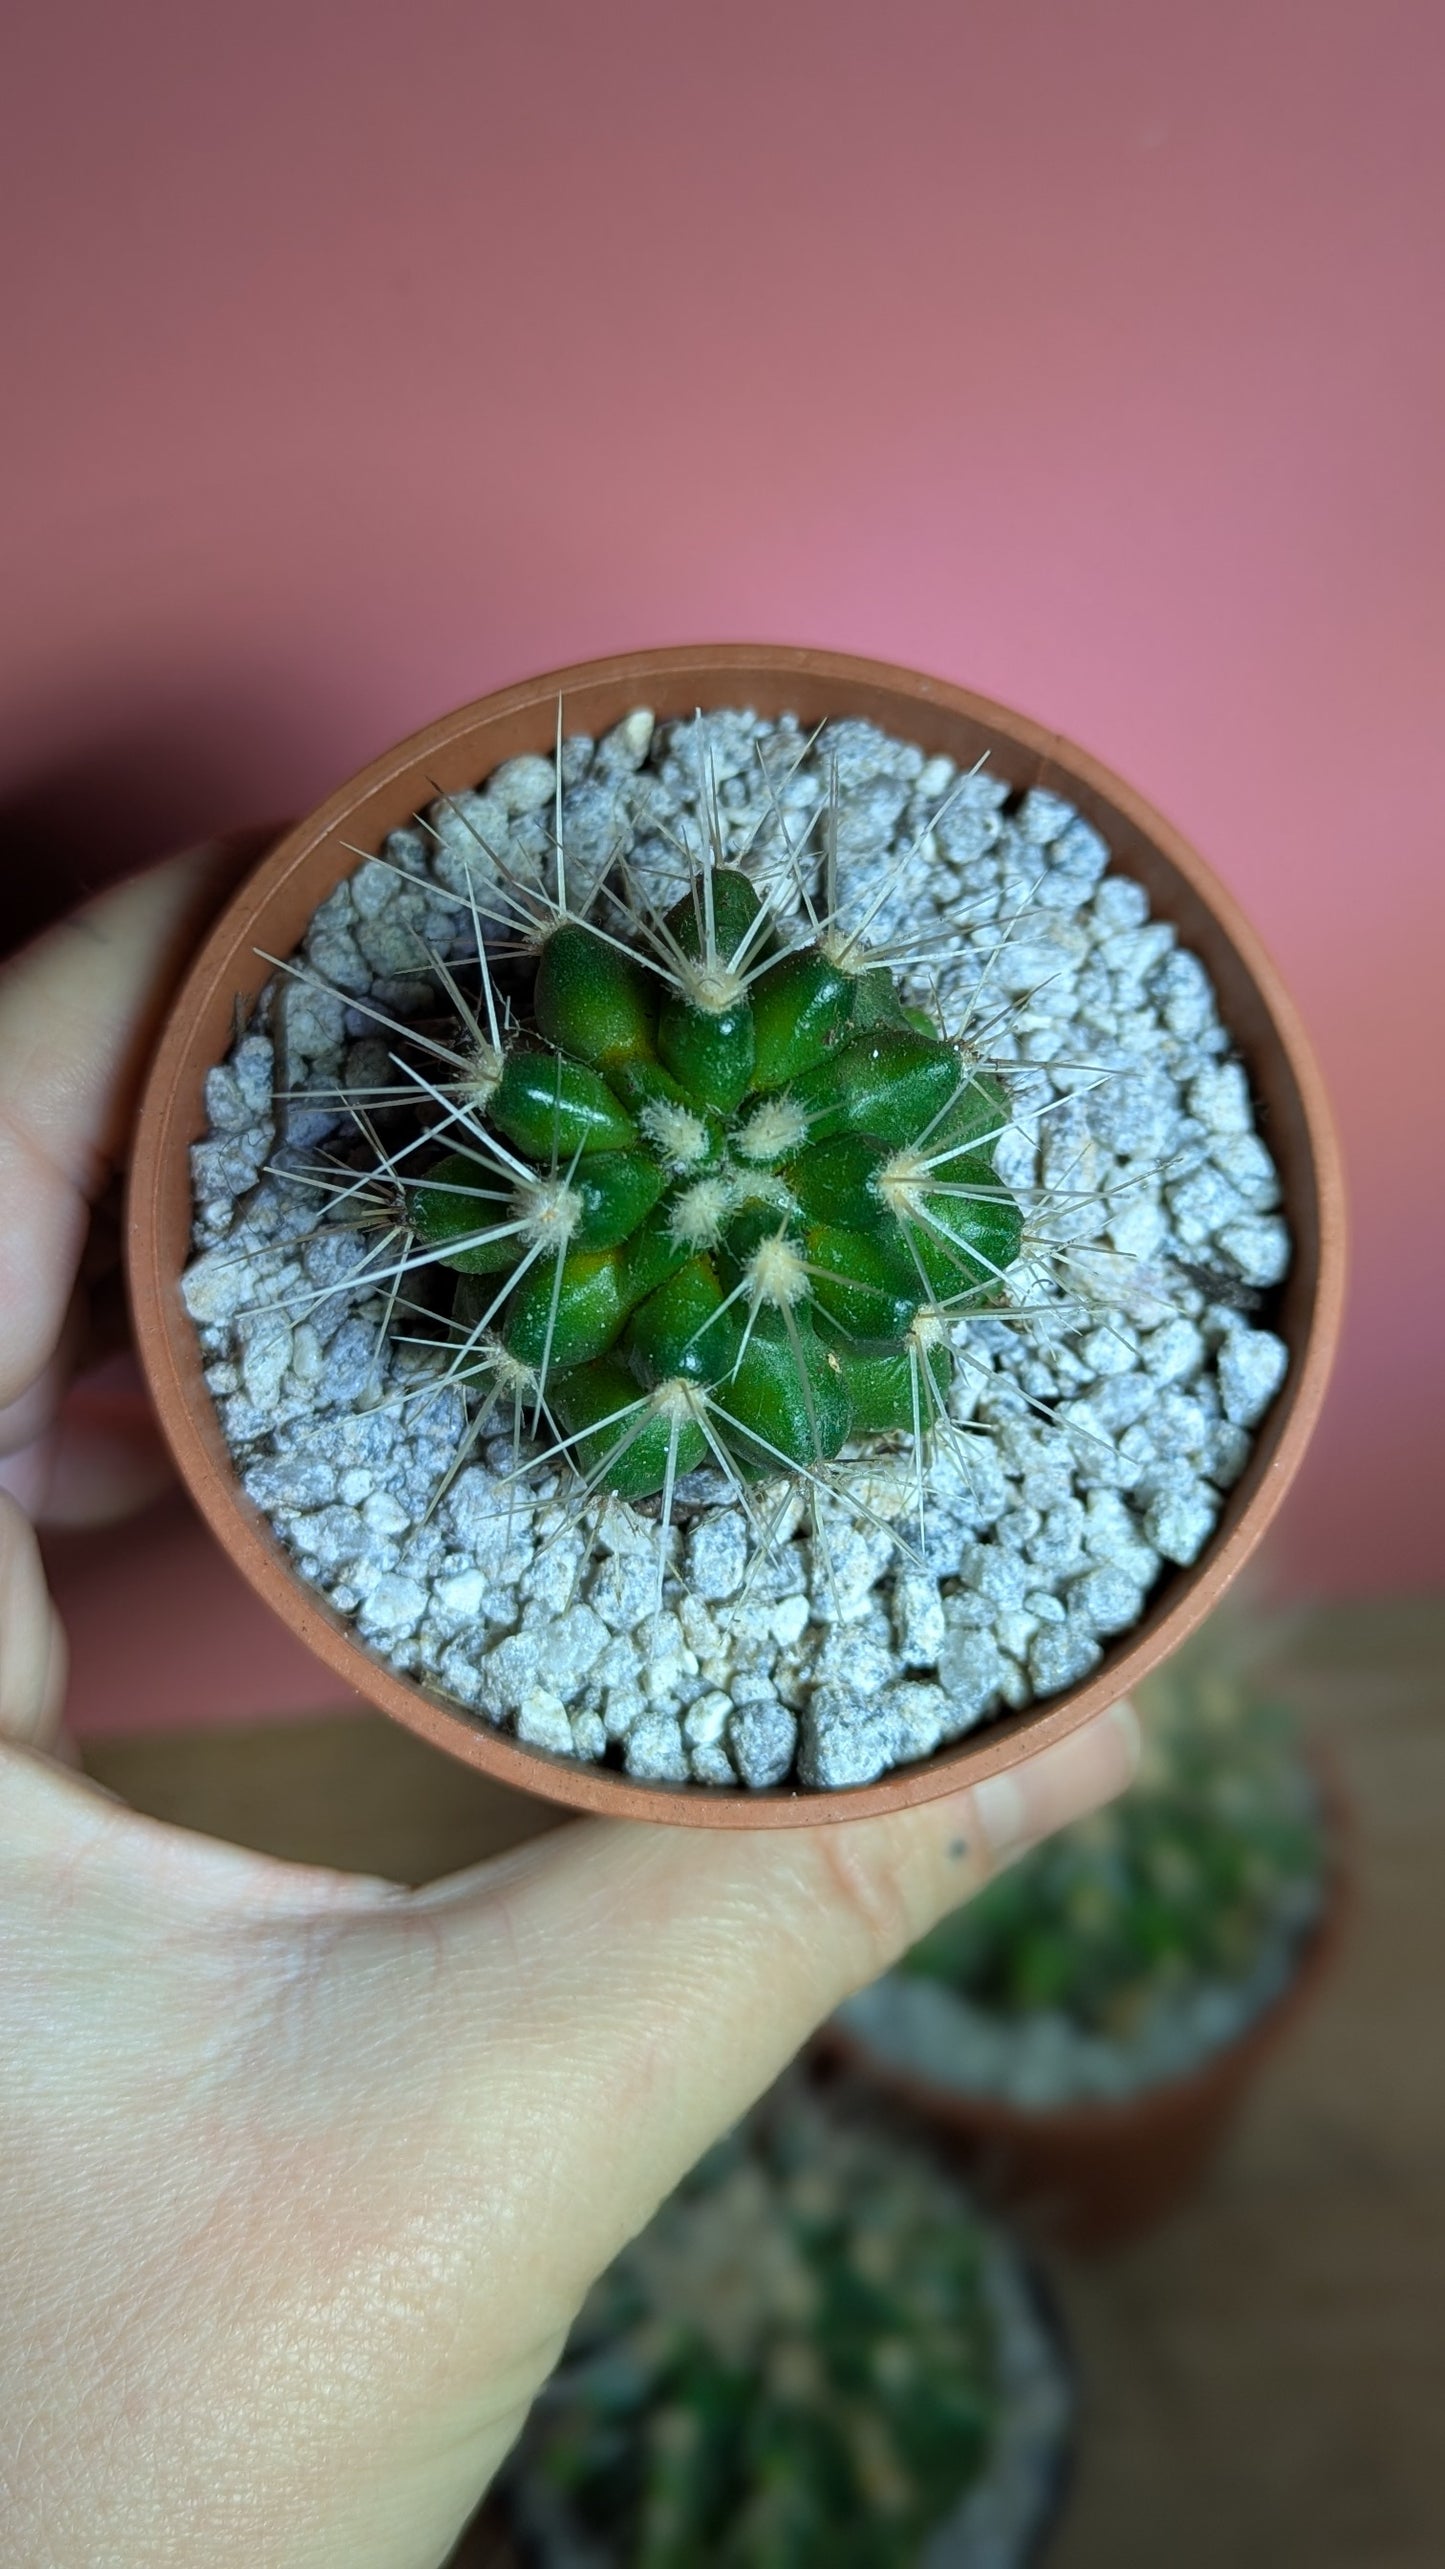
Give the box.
[126,644,1347,1828]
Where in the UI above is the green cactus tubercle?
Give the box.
[408,866,1023,1501]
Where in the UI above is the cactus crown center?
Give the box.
[736,1097,809,1164]
[670,1174,736,1248]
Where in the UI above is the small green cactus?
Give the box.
[400,838,1023,1511]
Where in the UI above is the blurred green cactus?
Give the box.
[899,1619,1327,2040]
[503,2096,1004,2568]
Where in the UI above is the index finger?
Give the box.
[0,834,272,1413]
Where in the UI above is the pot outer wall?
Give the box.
[126,646,1347,1830]
[813,1760,1353,2251]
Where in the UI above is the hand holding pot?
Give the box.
[0,849,1138,2569]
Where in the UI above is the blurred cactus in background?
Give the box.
[498,2097,1033,2568]
[823,1612,1334,2111]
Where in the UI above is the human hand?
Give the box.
[0,850,1138,2569]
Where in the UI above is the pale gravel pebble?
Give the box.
[1143,1316,1207,1382]
[595,707,655,772]
[191,1133,268,1207]
[487,753,557,814]
[1205,1421,1253,1486]
[683,1692,733,1750]
[522,1536,588,1616]
[728,1702,797,1788]
[243,1452,337,1511]
[768,1592,810,1648]
[1029,1500,1088,1579]
[1189,1059,1253,1133]
[437,1647,483,1708]
[1078,1322,1137,1378]
[515,1689,574,1755]
[623,1711,691,1784]
[688,1739,738,1788]
[532,1605,609,1691]
[1069,1563,1149,1638]
[1211,1131,1282,1207]
[357,1575,428,1639]
[936,1621,1010,1726]
[570,1709,607,1762]
[1219,1214,1292,1286]
[958,1541,1032,1612]
[204,1036,273,1134]
[813,1620,896,1699]
[686,1511,748,1602]
[602,1685,645,1740]
[186,707,1293,1791]
[1169,1167,1246,1246]
[475,1632,541,1717]
[431,1568,490,1623]
[589,1549,657,1631]
[1028,1623,1103,1693]
[183,1249,263,1331]
[1017,785,1077,843]
[798,1686,905,1789]
[1144,1483,1219,1567]
[884,1681,949,1760]
[1218,1323,1291,1428]
[893,1572,946,1666]
[1107,1189,1168,1259]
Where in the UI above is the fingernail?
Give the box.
[971,1768,1030,1859]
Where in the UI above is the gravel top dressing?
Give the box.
[182,708,1291,1793]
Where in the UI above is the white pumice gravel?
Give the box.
[182,708,1292,1792]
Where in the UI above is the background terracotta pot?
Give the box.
[813,1758,1352,2250]
[126,645,1346,1827]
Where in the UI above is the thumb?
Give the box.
[394,1698,1138,2324]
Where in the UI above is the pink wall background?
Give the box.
[3,1,1442,1726]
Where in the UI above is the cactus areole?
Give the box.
[404,854,1024,1506]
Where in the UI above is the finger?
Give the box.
[0,1387,173,1525]
[396,1700,1139,2324]
[0,1300,84,1455]
[0,1491,69,1749]
[0,831,273,1415]
[1,1319,175,1526]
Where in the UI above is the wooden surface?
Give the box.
[84,1599,1445,2569]
[1047,1598,1445,2569]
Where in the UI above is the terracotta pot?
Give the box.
[813,1760,1351,2251]
[126,645,1346,1826]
